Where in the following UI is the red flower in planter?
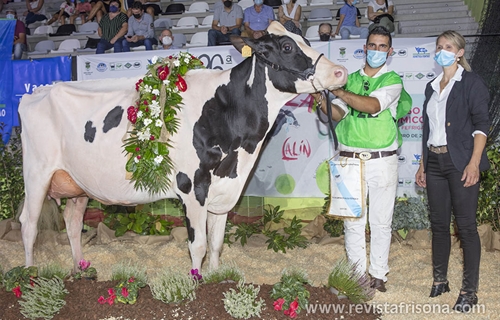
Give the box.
[121,287,129,298]
[190,269,202,281]
[273,298,285,311]
[98,296,106,304]
[12,286,22,298]
[175,74,187,92]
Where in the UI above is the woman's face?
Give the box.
[436,37,462,57]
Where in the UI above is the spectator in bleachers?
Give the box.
[122,1,156,51]
[158,29,179,50]
[1,0,11,13]
[367,0,394,33]
[86,0,111,23]
[23,0,47,26]
[96,0,128,53]
[6,8,26,60]
[318,22,333,41]
[208,0,243,46]
[47,0,76,25]
[334,0,368,39]
[243,0,274,39]
[127,0,161,18]
[70,0,92,24]
[278,0,302,36]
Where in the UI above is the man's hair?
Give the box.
[319,23,332,33]
[110,0,121,8]
[6,8,17,14]
[131,1,143,10]
[368,26,392,47]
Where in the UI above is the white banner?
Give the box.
[76,38,437,198]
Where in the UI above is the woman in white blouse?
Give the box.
[278,0,302,35]
[416,30,490,313]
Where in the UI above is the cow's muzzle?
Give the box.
[255,53,324,82]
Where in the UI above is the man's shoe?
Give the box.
[429,281,450,297]
[370,277,387,292]
[453,292,478,313]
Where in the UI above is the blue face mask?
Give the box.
[366,50,387,68]
[434,49,457,67]
[254,0,263,5]
[6,13,15,19]
[352,0,358,5]
[109,5,119,12]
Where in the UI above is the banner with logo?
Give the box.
[11,56,72,128]
[0,19,16,144]
[75,39,436,197]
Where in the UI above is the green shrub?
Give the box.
[38,264,69,281]
[111,261,147,283]
[3,266,38,293]
[18,276,68,320]
[103,211,174,237]
[223,279,265,319]
[328,258,374,304]
[270,268,310,315]
[203,263,244,284]
[0,125,24,221]
[477,143,500,231]
[323,216,344,237]
[392,192,430,232]
[149,268,198,303]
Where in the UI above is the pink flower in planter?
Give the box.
[128,277,135,283]
[108,288,115,296]
[98,296,106,304]
[289,298,299,311]
[190,269,202,281]
[121,287,129,298]
[107,296,115,305]
[274,298,285,311]
[79,259,91,271]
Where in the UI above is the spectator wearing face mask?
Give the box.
[157,29,179,50]
[278,0,302,36]
[122,1,156,51]
[96,0,128,53]
[243,0,274,40]
[334,0,368,40]
[208,0,243,46]
[318,22,333,41]
[6,9,26,60]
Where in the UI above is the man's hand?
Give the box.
[110,38,116,44]
[221,26,228,34]
[130,35,139,42]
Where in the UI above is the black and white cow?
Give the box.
[19,22,347,273]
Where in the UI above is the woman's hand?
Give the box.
[415,163,426,188]
[461,162,480,187]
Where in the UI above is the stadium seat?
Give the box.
[29,40,56,55]
[172,16,199,29]
[185,1,209,13]
[238,0,255,10]
[172,33,187,48]
[154,18,173,29]
[307,8,333,21]
[163,3,186,15]
[33,25,54,35]
[77,22,99,34]
[296,0,308,6]
[51,38,81,52]
[185,31,208,47]
[264,0,282,9]
[198,15,213,28]
[309,0,333,6]
[305,24,320,41]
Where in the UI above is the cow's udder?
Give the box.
[48,170,87,200]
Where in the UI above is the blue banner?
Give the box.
[0,19,16,144]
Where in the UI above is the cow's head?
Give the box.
[231,21,347,94]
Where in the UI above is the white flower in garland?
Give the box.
[125,53,204,194]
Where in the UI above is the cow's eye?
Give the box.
[283,43,293,52]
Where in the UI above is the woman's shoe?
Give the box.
[429,281,450,297]
[453,292,478,313]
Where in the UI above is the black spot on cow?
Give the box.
[103,106,123,133]
[84,121,96,143]
[185,213,195,243]
[176,172,192,194]
[193,167,211,206]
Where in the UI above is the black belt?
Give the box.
[339,150,397,160]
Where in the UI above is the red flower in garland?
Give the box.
[150,135,155,141]
[157,66,169,81]
[175,74,187,92]
[135,79,143,91]
[12,286,22,298]
[127,106,138,124]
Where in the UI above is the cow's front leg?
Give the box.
[185,205,208,273]
[207,211,228,270]
[63,196,89,272]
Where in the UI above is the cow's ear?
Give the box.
[231,35,263,55]
[231,35,248,53]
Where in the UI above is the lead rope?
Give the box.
[315,90,339,151]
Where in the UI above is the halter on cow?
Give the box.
[18,22,347,274]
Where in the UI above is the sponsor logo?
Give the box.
[85,61,91,70]
[110,63,115,71]
[96,62,107,72]
[353,49,364,59]
[282,137,311,161]
[133,61,141,68]
[339,47,346,58]
[413,47,430,58]
[225,55,233,64]
[405,73,413,80]
[404,179,413,186]
[116,63,122,70]
[398,48,407,57]
[125,62,132,69]
[415,73,425,80]
[398,155,406,163]
[412,154,421,165]
[398,178,404,186]
[398,72,404,79]
[426,72,435,79]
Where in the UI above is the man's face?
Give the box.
[132,8,142,17]
[6,10,16,19]
[319,25,331,41]
[364,34,391,54]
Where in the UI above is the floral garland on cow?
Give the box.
[124,53,204,194]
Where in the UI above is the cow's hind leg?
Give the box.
[20,189,48,267]
[207,212,228,270]
[63,196,89,272]
[185,203,208,273]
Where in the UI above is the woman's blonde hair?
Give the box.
[437,30,471,71]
